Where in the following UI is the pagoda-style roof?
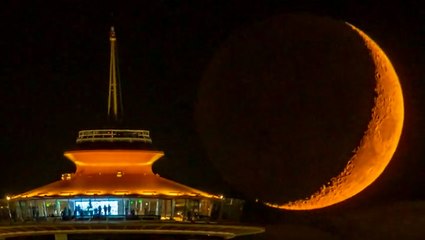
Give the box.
[12,149,218,199]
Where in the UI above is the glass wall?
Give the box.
[125,198,164,218]
[11,196,243,223]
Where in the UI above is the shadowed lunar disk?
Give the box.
[195,14,403,209]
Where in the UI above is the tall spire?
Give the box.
[107,26,123,121]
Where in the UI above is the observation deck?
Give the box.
[77,129,152,144]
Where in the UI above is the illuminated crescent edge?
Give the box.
[265,23,404,210]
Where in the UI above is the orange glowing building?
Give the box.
[8,27,245,223]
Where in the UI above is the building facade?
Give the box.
[10,130,244,223]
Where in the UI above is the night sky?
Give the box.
[1,0,425,210]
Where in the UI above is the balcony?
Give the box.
[77,129,152,144]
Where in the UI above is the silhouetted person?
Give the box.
[98,205,102,215]
[107,204,111,215]
[76,205,82,218]
[61,208,68,220]
[187,210,192,222]
[104,205,107,216]
[10,209,16,222]
[31,206,36,219]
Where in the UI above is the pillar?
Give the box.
[55,233,68,240]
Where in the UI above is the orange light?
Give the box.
[85,191,102,195]
[113,191,129,195]
[61,173,72,181]
[12,149,219,200]
[59,192,73,196]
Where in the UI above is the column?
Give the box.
[55,233,68,240]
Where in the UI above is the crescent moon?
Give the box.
[266,23,404,210]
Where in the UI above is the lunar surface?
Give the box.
[196,14,403,208]
[267,24,404,210]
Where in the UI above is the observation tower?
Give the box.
[3,27,264,239]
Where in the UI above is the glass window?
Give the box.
[74,199,118,216]
[160,199,172,220]
[199,199,213,219]
[173,199,186,221]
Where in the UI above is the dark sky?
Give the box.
[0,0,424,206]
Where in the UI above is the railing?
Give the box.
[76,129,152,144]
[0,221,265,239]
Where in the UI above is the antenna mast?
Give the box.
[107,26,123,121]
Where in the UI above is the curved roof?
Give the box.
[12,150,218,199]
[12,173,216,199]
